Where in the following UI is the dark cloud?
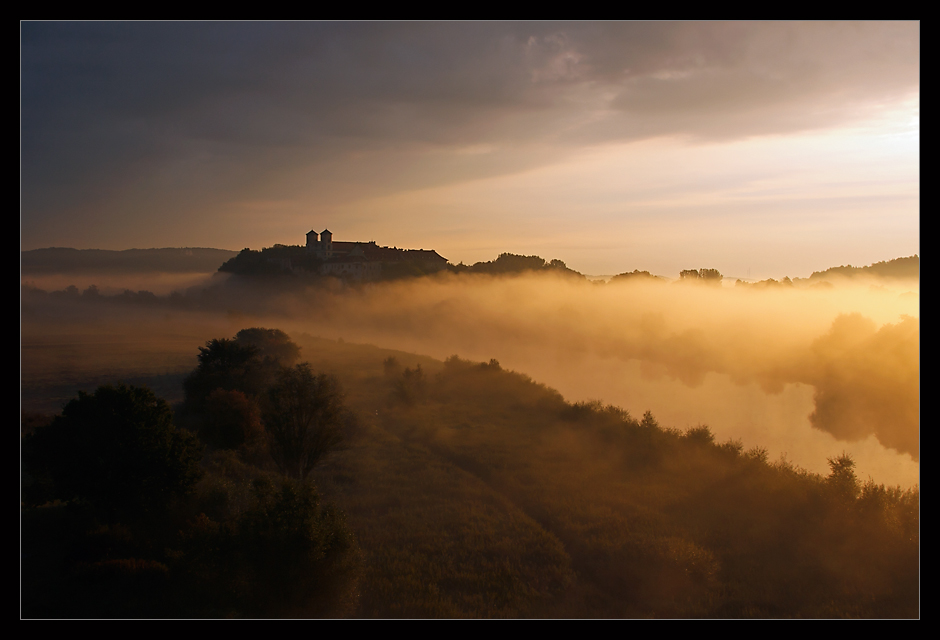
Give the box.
[21,22,919,247]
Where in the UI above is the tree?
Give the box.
[235,328,301,367]
[826,452,860,503]
[264,364,346,479]
[182,338,265,415]
[183,331,303,416]
[685,425,715,446]
[640,410,659,430]
[392,365,427,406]
[23,384,203,517]
[610,269,659,283]
[699,268,723,283]
[679,268,722,284]
[181,329,305,441]
[199,389,265,454]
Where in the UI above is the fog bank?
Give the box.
[272,274,918,483]
[21,272,918,486]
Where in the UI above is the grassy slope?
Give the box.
[296,336,918,618]
[21,331,918,618]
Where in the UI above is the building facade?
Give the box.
[306,229,448,280]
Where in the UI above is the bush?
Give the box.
[23,384,203,518]
[179,478,360,617]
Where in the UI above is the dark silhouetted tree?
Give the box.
[747,446,770,464]
[480,358,502,371]
[392,365,427,406]
[264,364,346,479]
[199,389,265,455]
[23,384,202,518]
[685,425,715,446]
[183,339,265,414]
[235,328,301,367]
[680,268,722,284]
[827,452,860,503]
[700,268,722,283]
[610,269,660,283]
[182,330,303,431]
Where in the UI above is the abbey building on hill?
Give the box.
[306,229,448,280]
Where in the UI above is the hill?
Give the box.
[808,255,919,281]
[21,331,919,617]
[297,337,918,618]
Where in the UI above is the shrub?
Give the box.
[23,384,203,518]
[179,478,359,617]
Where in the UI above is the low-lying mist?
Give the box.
[275,273,919,484]
[21,270,919,486]
[21,271,223,297]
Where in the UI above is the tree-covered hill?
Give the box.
[217,245,322,277]
[456,253,585,278]
[808,255,919,281]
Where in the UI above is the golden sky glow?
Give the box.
[22,21,918,279]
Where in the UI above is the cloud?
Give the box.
[22,21,919,236]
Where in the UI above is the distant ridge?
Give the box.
[21,247,239,274]
[808,255,919,281]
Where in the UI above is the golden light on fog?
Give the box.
[21,22,919,618]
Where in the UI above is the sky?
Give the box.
[21,21,919,279]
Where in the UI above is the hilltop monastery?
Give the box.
[306,229,448,280]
